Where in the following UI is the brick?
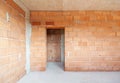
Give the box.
[117,32,120,36]
[74,15,90,21]
[78,41,88,46]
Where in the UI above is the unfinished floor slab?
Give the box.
[18,62,120,83]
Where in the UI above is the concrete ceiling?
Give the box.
[18,0,120,10]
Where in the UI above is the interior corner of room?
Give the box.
[0,0,120,83]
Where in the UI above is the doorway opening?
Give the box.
[47,29,65,70]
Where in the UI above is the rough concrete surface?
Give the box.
[18,62,120,83]
[19,0,120,10]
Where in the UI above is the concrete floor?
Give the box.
[18,62,120,83]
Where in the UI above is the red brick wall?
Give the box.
[30,11,120,27]
[30,11,120,71]
[0,0,26,82]
[65,27,120,71]
[47,29,61,62]
[30,26,47,71]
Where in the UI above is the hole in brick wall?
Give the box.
[31,22,41,25]
[46,21,54,25]
[47,29,65,70]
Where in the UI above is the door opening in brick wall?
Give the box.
[47,29,65,70]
